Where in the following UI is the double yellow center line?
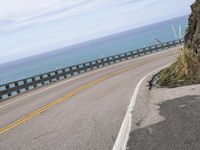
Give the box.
[0,60,150,134]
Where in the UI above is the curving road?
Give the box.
[0,47,179,150]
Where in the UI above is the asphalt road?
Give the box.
[0,48,179,150]
[127,83,200,150]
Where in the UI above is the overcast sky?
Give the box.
[0,0,195,64]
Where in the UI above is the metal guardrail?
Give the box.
[0,39,184,101]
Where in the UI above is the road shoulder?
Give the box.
[126,76,200,150]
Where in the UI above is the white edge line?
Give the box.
[112,63,172,150]
[0,49,176,109]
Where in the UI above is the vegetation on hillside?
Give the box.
[158,48,200,88]
[156,0,200,88]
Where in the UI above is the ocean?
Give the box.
[0,15,189,85]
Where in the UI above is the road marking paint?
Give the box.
[0,48,177,109]
[0,71,102,109]
[0,76,109,134]
[0,61,151,134]
[0,47,178,134]
[112,63,172,150]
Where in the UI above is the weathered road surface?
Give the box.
[0,48,179,150]
[127,81,200,150]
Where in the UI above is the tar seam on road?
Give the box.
[0,58,157,134]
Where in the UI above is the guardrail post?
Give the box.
[125,52,131,59]
[5,85,11,97]
[32,77,37,88]
[70,67,75,76]
[39,75,44,85]
[83,64,88,71]
[51,72,56,82]
[107,57,111,64]
[14,82,19,87]
[89,62,93,70]
[76,65,80,75]
[155,45,159,51]
[14,82,20,94]
[88,62,93,70]
[23,79,27,85]
[137,49,140,56]
[61,69,66,78]
[5,84,10,90]
[143,48,146,54]
[102,58,107,66]
[47,73,52,83]
[113,56,116,63]
[93,60,98,68]
[148,47,152,53]
[120,54,124,61]
[54,71,59,80]
[92,61,98,69]
[43,74,48,82]
[101,59,104,66]
[80,64,85,72]
[166,42,170,48]
[118,55,122,62]
[122,54,125,61]
[78,65,85,74]
[7,92,12,97]
[119,55,123,61]
[77,65,81,75]
[63,68,70,78]
[22,79,28,91]
[173,40,176,46]
[32,77,35,82]
[125,53,130,60]
[160,44,164,50]
[130,51,136,58]
[112,56,116,63]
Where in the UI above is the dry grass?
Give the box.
[158,47,200,87]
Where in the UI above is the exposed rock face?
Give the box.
[185,0,200,54]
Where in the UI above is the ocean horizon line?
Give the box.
[0,15,188,67]
[0,15,189,84]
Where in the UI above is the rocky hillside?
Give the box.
[154,0,200,88]
[185,0,200,54]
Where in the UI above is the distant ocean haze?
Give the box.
[0,15,188,85]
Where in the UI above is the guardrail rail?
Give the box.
[0,39,184,101]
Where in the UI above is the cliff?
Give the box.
[153,0,200,88]
[185,0,200,54]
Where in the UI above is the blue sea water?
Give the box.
[0,15,189,85]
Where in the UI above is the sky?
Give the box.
[0,0,195,64]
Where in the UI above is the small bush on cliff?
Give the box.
[158,48,200,88]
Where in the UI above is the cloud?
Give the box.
[0,0,195,64]
[0,0,103,31]
[0,0,159,32]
